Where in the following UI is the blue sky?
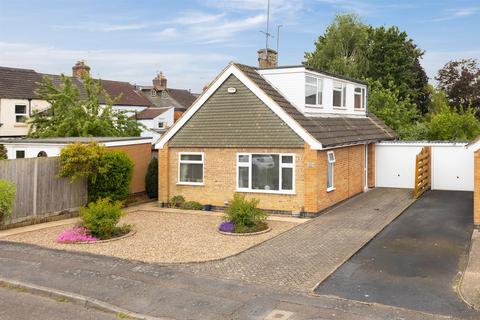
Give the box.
[0,0,479,91]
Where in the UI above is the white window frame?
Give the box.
[354,87,366,109]
[333,82,347,109]
[15,104,28,123]
[236,153,295,195]
[15,149,26,159]
[177,152,204,186]
[158,121,165,129]
[305,75,323,107]
[327,151,335,192]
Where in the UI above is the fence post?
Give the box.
[32,157,38,217]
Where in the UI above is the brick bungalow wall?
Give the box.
[475,150,480,226]
[159,143,369,215]
[107,143,151,194]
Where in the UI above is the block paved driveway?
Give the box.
[181,188,414,292]
[315,190,478,319]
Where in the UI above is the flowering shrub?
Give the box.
[219,221,235,233]
[57,226,97,243]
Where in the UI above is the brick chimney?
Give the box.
[72,60,90,78]
[152,72,167,92]
[257,48,278,68]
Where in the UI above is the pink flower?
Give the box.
[57,226,97,243]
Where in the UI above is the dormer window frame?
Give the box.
[305,75,323,107]
[354,87,366,110]
[333,81,347,109]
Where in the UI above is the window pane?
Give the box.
[305,84,317,105]
[179,163,203,182]
[281,155,293,164]
[238,154,249,163]
[238,166,249,188]
[354,94,361,109]
[281,167,293,190]
[16,150,25,159]
[327,162,333,189]
[180,154,202,161]
[252,154,279,191]
[333,90,342,107]
[16,116,26,123]
[317,91,322,105]
[15,105,26,114]
[306,76,316,85]
[342,86,347,106]
[355,87,362,93]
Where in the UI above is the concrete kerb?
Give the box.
[0,277,172,320]
[458,230,480,311]
[308,191,417,294]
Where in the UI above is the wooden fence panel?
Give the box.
[0,157,87,224]
[414,146,431,199]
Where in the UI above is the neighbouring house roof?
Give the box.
[138,86,198,111]
[136,107,170,120]
[157,62,397,150]
[0,136,151,145]
[0,66,152,107]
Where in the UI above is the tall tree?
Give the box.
[304,14,369,79]
[435,58,480,111]
[29,75,142,137]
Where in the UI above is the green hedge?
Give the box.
[88,151,133,202]
[0,180,16,223]
[145,158,158,199]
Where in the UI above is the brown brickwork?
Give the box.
[158,144,170,203]
[368,143,375,188]
[107,143,151,194]
[304,144,320,213]
[316,144,365,212]
[474,151,480,225]
[166,147,305,212]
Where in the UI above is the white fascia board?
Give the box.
[104,139,152,147]
[155,63,322,150]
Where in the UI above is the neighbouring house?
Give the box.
[136,72,198,122]
[0,137,152,194]
[0,61,152,138]
[136,107,175,143]
[155,49,396,216]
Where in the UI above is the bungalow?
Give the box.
[155,50,396,215]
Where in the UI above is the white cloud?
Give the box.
[152,28,178,38]
[430,7,479,22]
[53,22,146,32]
[315,0,416,16]
[166,12,225,25]
[0,41,232,91]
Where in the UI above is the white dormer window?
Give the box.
[333,82,346,108]
[305,76,323,106]
[354,87,366,109]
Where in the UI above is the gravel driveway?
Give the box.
[3,209,297,264]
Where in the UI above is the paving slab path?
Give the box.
[181,188,414,292]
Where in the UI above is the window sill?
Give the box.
[14,123,28,127]
[326,187,336,193]
[236,189,296,195]
[176,182,205,186]
[332,107,347,110]
[305,104,323,108]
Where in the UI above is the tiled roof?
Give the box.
[139,87,198,111]
[234,63,397,148]
[0,66,152,107]
[136,107,170,119]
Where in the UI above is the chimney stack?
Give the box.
[152,72,167,92]
[72,60,90,78]
[257,48,278,68]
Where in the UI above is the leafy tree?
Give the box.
[304,14,369,79]
[426,106,480,141]
[0,145,7,160]
[29,74,142,137]
[436,58,480,111]
[367,81,418,138]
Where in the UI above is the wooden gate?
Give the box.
[414,146,431,198]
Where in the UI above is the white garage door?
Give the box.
[375,142,473,191]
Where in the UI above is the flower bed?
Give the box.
[218,194,269,235]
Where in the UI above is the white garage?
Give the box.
[375,141,473,191]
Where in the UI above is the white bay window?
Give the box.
[237,153,295,194]
[178,153,204,185]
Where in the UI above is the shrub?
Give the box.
[0,180,16,223]
[145,158,158,199]
[170,195,185,208]
[80,198,129,239]
[224,193,267,232]
[0,144,6,160]
[57,226,97,243]
[59,142,107,182]
[88,151,133,202]
[181,201,203,210]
